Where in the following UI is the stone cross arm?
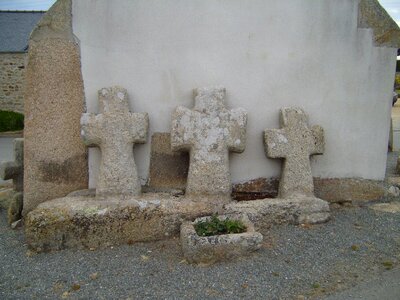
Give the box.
[171,106,195,151]
[226,108,247,153]
[81,113,104,146]
[128,113,149,144]
[309,125,324,155]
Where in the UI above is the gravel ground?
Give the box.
[0,154,399,300]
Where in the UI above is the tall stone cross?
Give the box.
[81,86,148,197]
[0,138,24,192]
[264,107,324,199]
[171,87,247,202]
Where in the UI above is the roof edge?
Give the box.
[358,0,400,48]
[0,10,46,13]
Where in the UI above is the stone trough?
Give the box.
[180,214,263,264]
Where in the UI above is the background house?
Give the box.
[0,11,44,113]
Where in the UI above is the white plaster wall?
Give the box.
[72,0,397,186]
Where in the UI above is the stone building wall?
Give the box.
[0,52,26,113]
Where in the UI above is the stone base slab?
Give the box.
[232,177,384,203]
[225,196,330,230]
[25,192,330,252]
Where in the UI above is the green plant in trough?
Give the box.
[194,215,246,236]
[0,110,24,132]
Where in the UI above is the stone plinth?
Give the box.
[180,214,263,264]
[225,197,330,229]
[26,193,329,252]
[232,177,385,203]
[23,0,88,215]
[81,86,148,197]
[171,87,247,203]
[25,193,214,252]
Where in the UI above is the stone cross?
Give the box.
[171,87,247,202]
[0,138,24,192]
[81,86,148,197]
[264,107,324,199]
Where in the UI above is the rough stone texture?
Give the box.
[147,133,189,191]
[232,177,280,201]
[26,192,331,252]
[7,192,23,224]
[180,214,263,264]
[0,138,24,192]
[25,193,214,252]
[370,202,400,213]
[0,53,26,113]
[226,197,330,229]
[388,186,400,197]
[396,156,400,174]
[23,0,88,215]
[232,177,385,203]
[81,86,148,197]
[358,0,400,47]
[264,107,324,199]
[0,188,15,210]
[387,176,400,187]
[171,87,247,203]
[314,178,385,203]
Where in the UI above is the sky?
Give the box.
[0,0,399,25]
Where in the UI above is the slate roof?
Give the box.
[0,11,45,52]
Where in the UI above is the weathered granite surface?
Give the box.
[0,138,23,192]
[264,107,324,199]
[232,177,385,203]
[25,194,214,252]
[180,214,263,264]
[396,156,400,174]
[171,87,247,203]
[225,197,330,229]
[81,87,148,197]
[7,192,23,224]
[148,133,189,191]
[0,188,15,210]
[359,0,400,47]
[25,192,330,252]
[314,178,385,203]
[23,0,88,215]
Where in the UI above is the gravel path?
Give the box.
[0,155,399,299]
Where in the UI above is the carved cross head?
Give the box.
[193,86,226,115]
[98,86,130,114]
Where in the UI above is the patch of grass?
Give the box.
[382,260,394,270]
[194,215,246,236]
[312,282,321,289]
[0,110,24,132]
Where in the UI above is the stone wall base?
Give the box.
[232,177,385,203]
[25,192,329,252]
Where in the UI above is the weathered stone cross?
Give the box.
[81,86,148,197]
[0,138,24,192]
[171,87,247,202]
[264,107,324,199]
